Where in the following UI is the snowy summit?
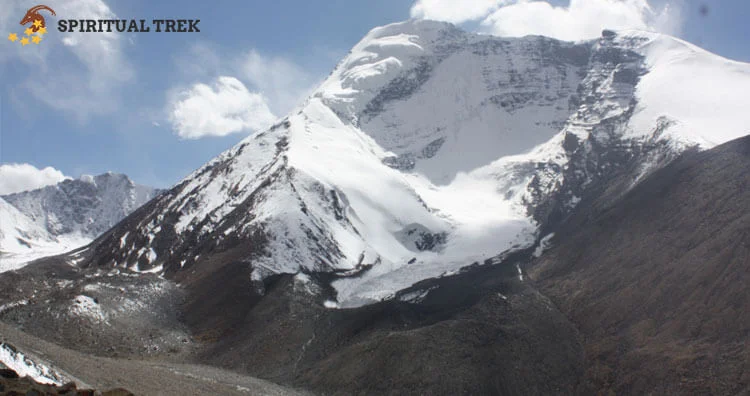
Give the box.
[73,20,750,307]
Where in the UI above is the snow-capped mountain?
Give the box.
[0,173,159,270]
[77,20,750,307]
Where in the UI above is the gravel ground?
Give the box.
[0,321,310,396]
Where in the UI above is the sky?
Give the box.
[0,0,747,194]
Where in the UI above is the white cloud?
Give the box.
[410,0,508,24]
[0,163,69,195]
[411,0,683,41]
[165,46,318,139]
[173,44,317,116]
[0,0,133,122]
[167,76,277,139]
[238,50,318,115]
[482,0,681,41]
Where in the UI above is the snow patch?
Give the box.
[69,295,108,324]
[533,233,555,258]
[0,343,66,385]
[399,286,436,303]
[516,263,524,282]
[0,300,28,314]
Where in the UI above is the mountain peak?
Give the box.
[79,174,96,184]
[71,22,750,307]
[0,174,159,270]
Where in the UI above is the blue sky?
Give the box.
[0,0,747,192]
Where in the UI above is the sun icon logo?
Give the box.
[8,5,56,46]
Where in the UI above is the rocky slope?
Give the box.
[528,135,750,394]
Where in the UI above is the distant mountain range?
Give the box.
[0,172,158,271]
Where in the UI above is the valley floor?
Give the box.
[0,321,309,396]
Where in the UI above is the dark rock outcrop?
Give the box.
[0,367,133,396]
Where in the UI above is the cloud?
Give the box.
[410,0,508,24]
[411,0,683,41]
[0,0,133,122]
[0,163,69,195]
[238,50,318,115]
[166,46,318,139]
[167,76,277,139]
[481,0,682,41]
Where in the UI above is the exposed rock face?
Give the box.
[0,372,134,396]
[0,348,134,395]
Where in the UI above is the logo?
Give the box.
[7,5,200,46]
[8,5,56,46]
